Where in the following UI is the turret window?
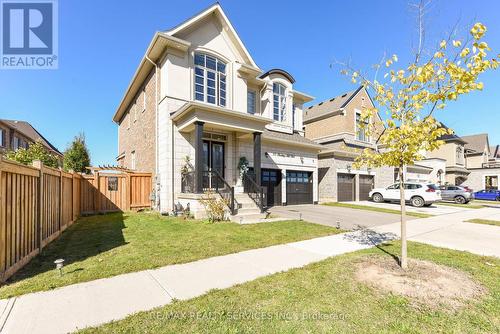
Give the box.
[273,83,286,122]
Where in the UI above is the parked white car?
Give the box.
[369,182,442,207]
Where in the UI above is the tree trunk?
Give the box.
[399,166,408,269]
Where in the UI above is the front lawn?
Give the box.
[80,241,500,333]
[323,202,432,218]
[0,213,342,298]
[466,219,500,227]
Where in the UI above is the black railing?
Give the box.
[243,172,265,212]
[207,169,235,215]
[181,170,235,215]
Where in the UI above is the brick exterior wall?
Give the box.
[304,89,385,141]
[117,69,159,174]
[0,123,41,154]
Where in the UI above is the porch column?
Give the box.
[253,132,262,186]
[194,121,204,193]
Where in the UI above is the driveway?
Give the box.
[270,204,409,230]
[347,200,472,216]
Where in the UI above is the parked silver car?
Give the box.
[438,185,474,204]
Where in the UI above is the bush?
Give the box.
[200,190,228,222]
[5,140,59,168]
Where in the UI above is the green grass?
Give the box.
[466,219,500,227]
[436,202,485,209]
[323,202,432,218]
[473,199,500,205]
[0,212,343,299]
[80,241,500,334]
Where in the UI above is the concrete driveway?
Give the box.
[348,200,472,215]
[270,204,408,230]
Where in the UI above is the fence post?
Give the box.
[126,173,131,211]
[32,160,43,252]
[0,157,5,279]
[95,171,100,214]
[58,167,63,231]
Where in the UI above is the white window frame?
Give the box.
[247,90,256,115]
[355,110,370,143]
[194,53,226,107]
[133,103,137,123]
[0,129,4,147]
[131,150,136,170]
[273,83,287,122]
[13,136,19,150]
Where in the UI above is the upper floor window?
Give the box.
[247,90,256,114]
[0,129,4,147]
[456,146,464,165]
[194,53,226,107]
[13,136,19,150]
[273,83,286,122]
[131,150,136,170]
[292,103,296,130]
[142,88,146,112]
[356,112,369,142]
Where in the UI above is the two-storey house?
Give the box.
[303,86,393,202]
[0,119,63,159]
[113,4,321,217]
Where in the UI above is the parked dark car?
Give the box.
[473,189,500,201]
[439,185,474,204]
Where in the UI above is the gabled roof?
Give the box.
[437,123,466,143]
[0,119,62,155]
[165,3,258,68]
[461,133,490,154]
[303,86,364,123]
[490,145,500,158]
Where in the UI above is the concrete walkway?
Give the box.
[1,207,499,334]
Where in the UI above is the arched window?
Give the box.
[194,53,226,107]
[273,83,286,122]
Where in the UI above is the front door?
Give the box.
[202,141,225,188]
[262,169,282,207]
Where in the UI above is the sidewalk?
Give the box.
[1,207,499,334]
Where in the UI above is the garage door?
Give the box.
[286,171,313,205]
[359,175,374,201]
[337,173,355,202]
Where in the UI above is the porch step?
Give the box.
[235,207,262,215]
[230,213,267,224]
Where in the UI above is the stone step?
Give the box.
[235,207,262,215]
[230,213,267,224]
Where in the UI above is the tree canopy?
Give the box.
[63,133,91,173]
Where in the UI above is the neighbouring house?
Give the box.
[461,133,500,191]
[303,86,394,202]
[0,119,63,158]
[113,4,321,218]
[462,133,491,169]
[417,124,468,185]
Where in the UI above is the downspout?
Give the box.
[145,55,159,210]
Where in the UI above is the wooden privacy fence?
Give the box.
[0,157,152,281]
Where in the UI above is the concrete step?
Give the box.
[230,213,267,224]
[235,207,262,215]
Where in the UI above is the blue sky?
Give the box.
[1,0,499,165]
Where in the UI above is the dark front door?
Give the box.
[286,171,313,205]
[359,175,374,201]
[337,173,355,202]
[202,141,224,188]
[262,169,281,207]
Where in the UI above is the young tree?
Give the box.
[63,133,91,173]
[5,140,59,168]
[342,15,499,268]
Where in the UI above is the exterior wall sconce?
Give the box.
[264,152,269,158]
[347,165,352,173]
[367,167,372,174]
